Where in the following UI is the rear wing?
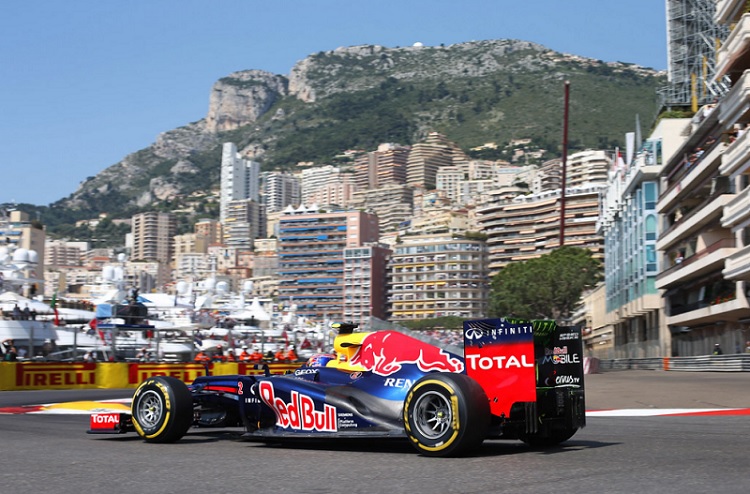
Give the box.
[463,318,584,417]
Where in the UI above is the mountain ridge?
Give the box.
[33,39,663,231]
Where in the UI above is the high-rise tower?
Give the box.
[220,143,260,223]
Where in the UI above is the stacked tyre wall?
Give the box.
[0,361,301,391]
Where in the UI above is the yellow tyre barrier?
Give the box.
[0,361,303,391]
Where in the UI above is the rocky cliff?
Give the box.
[55,39,663,216]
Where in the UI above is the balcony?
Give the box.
[656,238,736,290]
[716,14,750,78]
[723,244,750,281]
[716,0,746,25]
[665,297,749,328]
[719,126,750,176]
[722,185,750,228]
[717,70,750,125]
[657,142,726,214]
[657,193,733,251]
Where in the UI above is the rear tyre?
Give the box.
[132,376,193,443]
[403,373,490,457]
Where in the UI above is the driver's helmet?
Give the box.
[305,353,336,368]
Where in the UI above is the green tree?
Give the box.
[489,246,602,322]
[399,316,466,331]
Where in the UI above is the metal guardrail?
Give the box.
[597,354,750,372]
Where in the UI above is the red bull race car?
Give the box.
[89,318,585,457]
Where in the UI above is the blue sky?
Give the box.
[1,1,668,206]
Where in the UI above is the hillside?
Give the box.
[30,39,664,234]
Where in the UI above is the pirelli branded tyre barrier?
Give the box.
[0,362,301,391]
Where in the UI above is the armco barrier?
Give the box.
[0,361,301,391]
[596,354,750,372]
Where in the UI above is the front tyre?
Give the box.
[132,376,193,443]
[403,373,490,457]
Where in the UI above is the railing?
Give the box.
[659,137,724,201]
[657,237,736,280]
[657,178,731,241]
[596,354,750,372]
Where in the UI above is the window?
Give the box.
[645,214,657,241]
[644,182,657,210]
[646,244,657,272]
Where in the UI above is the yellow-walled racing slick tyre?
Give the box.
[403,373,490,457]
[131,376,193,443]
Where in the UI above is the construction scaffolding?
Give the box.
[661,0,731,109]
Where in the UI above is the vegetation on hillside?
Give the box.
[5,43,664,245]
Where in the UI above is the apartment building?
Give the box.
[388,235,488,321]
[650,0,750,356]
[127,260,170,293]
[0,210,46,281]
[173,233,208,262]
[406,132,465,190]
[477,184,605,276]
[599,119,688,359]
[534,150,608,194]
[299,165,343,205]
[474,150,609,276]
[131,212,176,265]
[566,150,610,188]
[305,173,358,209]
[251,238,279,279]
[219,142,260,223]
[438,162,535,206]
[342,243,391,327]
[223,198,264,249]
[348,184,414,233]
[435,166,464,203]
[410,207,471,236]
[534,158,563,192]
[262,171,301,213]
[174,252,212,282]
[276,208,380,319]
[45,239,87,268]
[44,266,98,299]
[354,143,409,189]
[194,219,223,246]
[208,245,240,277]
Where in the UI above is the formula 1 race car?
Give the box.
[89,318,585,457]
